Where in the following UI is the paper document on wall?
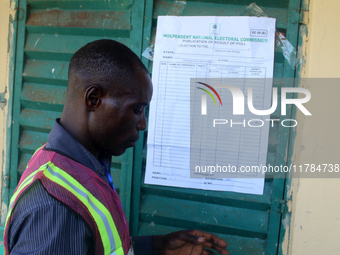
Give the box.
[145,16,276,195]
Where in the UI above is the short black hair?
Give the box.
[67,39,148,98]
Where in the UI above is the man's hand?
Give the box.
[152,230,230,255]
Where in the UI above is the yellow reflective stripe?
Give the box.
[27,144,46,168]
[5,164,47,229]
[114,247,125,255]
[44,163,123,255]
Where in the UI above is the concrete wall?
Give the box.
[287,0,340,254]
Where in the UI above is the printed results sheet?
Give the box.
[145,16,276,195]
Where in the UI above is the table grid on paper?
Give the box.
[153,61,267,171]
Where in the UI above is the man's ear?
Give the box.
[85,85,103,111]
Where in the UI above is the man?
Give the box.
[4,40,229,255]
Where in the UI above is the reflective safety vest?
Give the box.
[4,145,131,255]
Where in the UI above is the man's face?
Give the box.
[89,71,153,156]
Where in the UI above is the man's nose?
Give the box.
[137,112,147,131]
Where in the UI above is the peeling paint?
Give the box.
[6,114,11,128]
[281,213,291,255]
[0,86,7,110]
[33,38,40,50]
[297,25,309,78]
[0,96,7,110]
[1,202,8,226]
[212,216,218,224]
[7,13,14,53]
[280,163,295,255]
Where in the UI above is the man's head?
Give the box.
[61,39,153,157]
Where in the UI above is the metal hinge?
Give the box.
[10,8,25,22]
[299,8,309,26]
[273,199,290,214]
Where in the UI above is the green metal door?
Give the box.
[130,0,303,254]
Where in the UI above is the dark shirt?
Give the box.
[7,119,152,255]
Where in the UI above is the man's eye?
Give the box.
[133,109,142,114]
